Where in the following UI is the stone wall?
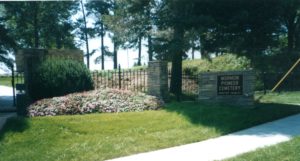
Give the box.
[147,61,169,101]
[198,70,255,106]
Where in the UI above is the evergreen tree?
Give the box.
[85,0,112,70]
[3,1,78,49]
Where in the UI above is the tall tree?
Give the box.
[279,0,300,51]
[80,0,90,69]
[125,0,156,65]
[0,5,15,68]
[102,0,129,69]
[3,1,78,49]
[154,0,201,97]
[85,0,112,70]
[41,2,78,49]
[1,1,78,71]
[106,0,155,66]
[0,23,16,69]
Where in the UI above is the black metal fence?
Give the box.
[11,71,24,106]
[167,70,199,96]
[14,71,24,85]
[91,67,200,95]
[91,67,148,92]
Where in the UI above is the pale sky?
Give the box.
[86,35,149,71]
[77,6,149,71]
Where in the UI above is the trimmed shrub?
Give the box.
[28,89,163,117]
[29,57,94,101]
[181,54,252,75]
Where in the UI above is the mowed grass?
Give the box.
[1,100,300,161]
[256,91,300,105]
[227,137,300,161]
[0,76,11,87]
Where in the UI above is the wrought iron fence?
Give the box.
[11,71,25,106]
[91,67,200,96]
[91,67,147,92]
[14,71,24,85]
[167,70,199,96]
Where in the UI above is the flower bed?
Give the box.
[28,89,163,117]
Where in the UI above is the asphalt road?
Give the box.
[0,85,15,111]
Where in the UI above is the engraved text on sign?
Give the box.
[217,75,243,95]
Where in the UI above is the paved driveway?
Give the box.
[0,85,15,111]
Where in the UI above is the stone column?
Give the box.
[147,61,169,101]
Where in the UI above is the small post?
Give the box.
[263,71,266,95]
[96,71,98,89]
[118,64,121,89]
[11,66,16,106]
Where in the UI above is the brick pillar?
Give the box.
[147,61,169,101]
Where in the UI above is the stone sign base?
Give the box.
[198,71,255,106]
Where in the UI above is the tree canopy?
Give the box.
[1,0,300,96]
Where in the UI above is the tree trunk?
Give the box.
[147,6,153,62]
[56,35,62,49]
[199,34,206,59]
[80,0,90,69]
[191,46,195,60]
[101,22,105,70]
[113,42,118,69]
[33,2,39,48]
[170,26,184,99]
[286,11,297,52]
[295,29,300,50]
[148,35,153,61]
[287,20,296,51]
[137,35,142,66]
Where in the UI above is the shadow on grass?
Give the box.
[0,117,29,142]
[163,101,300,135]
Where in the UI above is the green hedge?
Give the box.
[182,54,252,75]
[29,58,94,101]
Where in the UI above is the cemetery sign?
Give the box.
[198,71,255,106]
[217,75,243,95]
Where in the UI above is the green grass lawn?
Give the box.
[227,137,300,161]
[1,100,300,161]
[0,76,11,87]
[256,91,300,105]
